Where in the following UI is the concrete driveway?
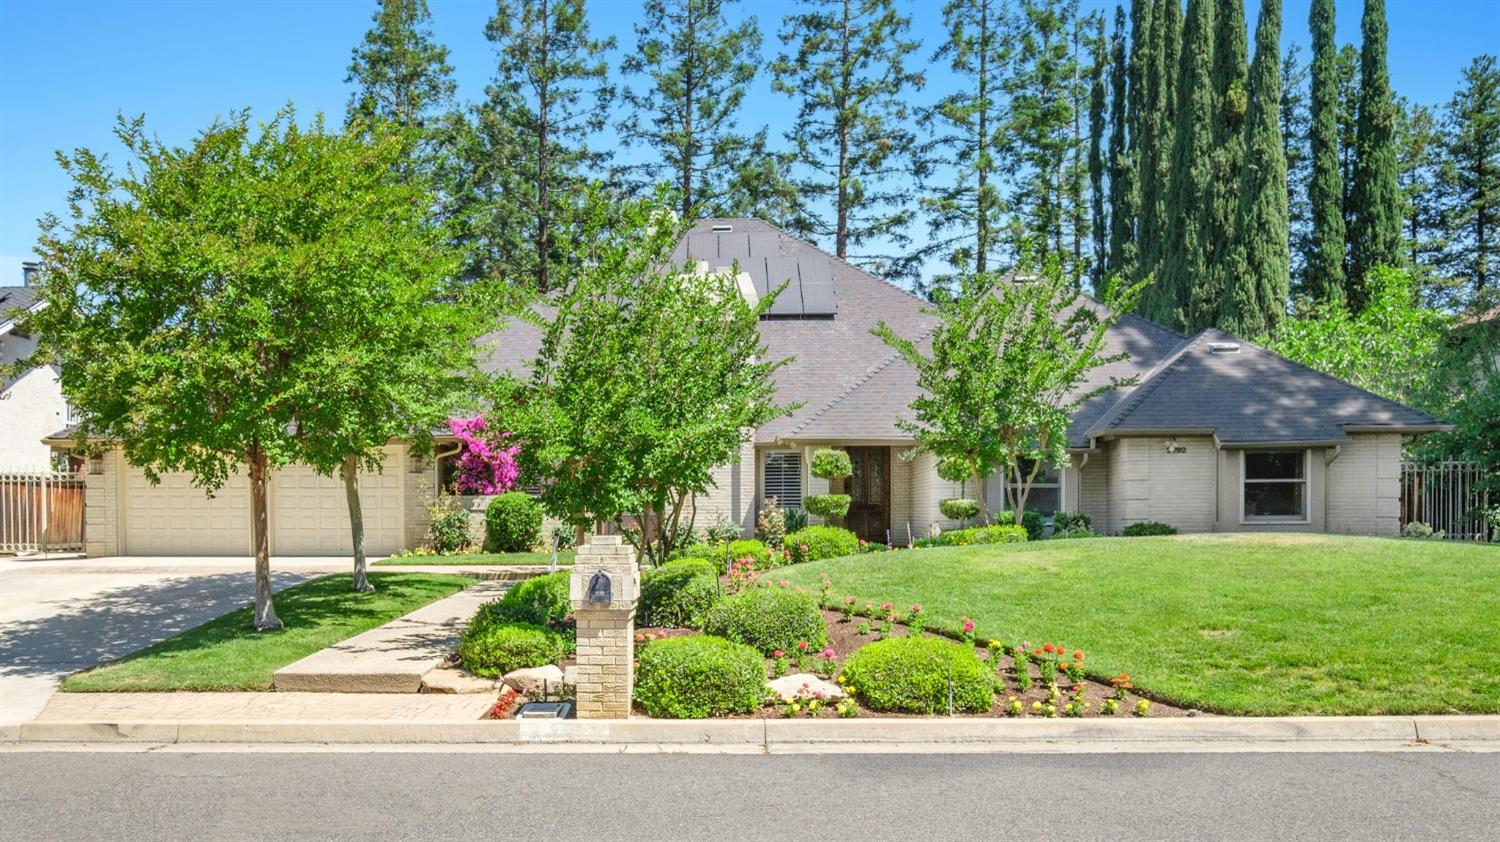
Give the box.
[0,555,358,726]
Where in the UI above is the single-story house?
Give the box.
[57,219,1447,556]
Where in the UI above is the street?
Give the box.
[1,749,1496,841]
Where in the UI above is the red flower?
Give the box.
[1042,643,1055,654]
[773,649,785,658]
[910,604,922,614]
[797,640,809,651]
[882,602,893,612]
[1074,650,1084,660]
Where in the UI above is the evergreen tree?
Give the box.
[1135,0,1178,292]
[1336,44,1361,278]
[1088,13,1108,292]
[481,0,614,292]
[345,0,457,130]
[1394,99,1448,297]
[1002,0,1087,281]
[1349,0,1403,306]
[920,0,1012,287]
[1191,0,1248,330]
[1439,54,1500,298]
[1305,0,1346,304]
[1281,44,1313,291]
[1154,0,1214,331]
[618,0,789,221]
[1105,4,1135,284]
[1221,0,1288,336]
[772,0,923,275]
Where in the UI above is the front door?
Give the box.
[844,447,891,543]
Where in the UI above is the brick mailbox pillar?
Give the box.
[569,534,640,718]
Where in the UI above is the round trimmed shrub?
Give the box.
[703,586,827,655]
[458,621,568,678]
[634,635,767,718]
[810,448,853,480]
[474,570,570,628]
[639,560,720,628]
[939,498,982,522]
[728,538,773,570]
[484,492,543,552]
[784,525,859,564]
[1122,520,1178,537]
[804,493,852,519]
[840,636,995,713]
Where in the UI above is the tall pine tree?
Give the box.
[772,0,923,275]
[1221,0,1288,336]
[1105,3,1135,285]
[1153,0,1214,331]
[481,0,614,292]
[1281,44,1313,291]
[920,0,1011,287]
[1088,13,1108,292]
[1394,99,1447,293]
[1305,0,1346,304]
[1440,54,1500,298]
[345,0,456,130]
[618,0,790,221]
[1348,0,1402,306]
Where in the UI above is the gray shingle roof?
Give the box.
[0,285,41,327]
[473,220,1444,448]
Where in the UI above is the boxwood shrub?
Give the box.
[840,636,995,713]
[473,570,570,629]
[638,559,721,628]
[703,586,827,655]
[484,492,543,552]
[784,525,859,564]
[1123,520,1178,537]
[995,509,1045,541]
[913,524,1028,548]
[458,621,569,678]
[634,635,767,718]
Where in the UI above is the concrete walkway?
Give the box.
[272,581,510,693]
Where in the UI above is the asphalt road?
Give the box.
[2,750,1497,841]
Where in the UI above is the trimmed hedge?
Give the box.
[939,498,982,522]
[484,492,543,552]
[804,493,852,519]
[703,586,827,655]
[784,525,859,564]
[458,621,569,678]
[840,636,995,713]
[473,570,570,629]
[634,635,767,718]
[1123,520,1178,537]
[913,524,1028,548]
[639,559,720,628]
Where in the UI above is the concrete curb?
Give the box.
[9,715,1499,747]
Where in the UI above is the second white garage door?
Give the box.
[269,450,405,556]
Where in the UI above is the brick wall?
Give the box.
[1102,436,1218,534]
[403,449,436,550]
[1075,452,1110,530]
[1325,433,1402,535]
[83,448,120,557]
[694,434,757,536]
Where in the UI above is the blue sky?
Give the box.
[1,0,1496,284]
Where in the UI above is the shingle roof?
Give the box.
[1082,327,1446,445]
[0,285,42,329]
[473,220,1445,448]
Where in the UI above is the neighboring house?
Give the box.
[59,219,1447,556]
[2,274,70,472]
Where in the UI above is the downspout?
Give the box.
[1213,436,1223,530]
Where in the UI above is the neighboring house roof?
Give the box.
[0,285,44,336]
[471,219,1446,449]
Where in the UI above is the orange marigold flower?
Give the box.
[1074,650,1084,660]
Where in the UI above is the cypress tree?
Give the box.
[1222,0,1288,336]
[1136,0,1179,301]
[1155,0,1214,331]
[1132,0,1161,290]
[1106,4,1135,284]
[1089,13,1109,292]
[1348,0,1402,306]
[1306,0,1346,305]
[1191,0,1247,331]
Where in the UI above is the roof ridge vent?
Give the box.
[1208,341,1241,354]
[711,223,733,232]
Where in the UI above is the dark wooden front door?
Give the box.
[844,446,891,542]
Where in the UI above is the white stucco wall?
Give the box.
[1,329,66,471]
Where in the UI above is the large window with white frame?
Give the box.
[1242,449,1309,522]
[762,451,804,510]
[985,458,1062,517]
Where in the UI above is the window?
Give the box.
[1242,450,1308,521]
[762,451,803,510]
[985,458,1062,517]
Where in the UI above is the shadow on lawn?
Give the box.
[0,571,311,679]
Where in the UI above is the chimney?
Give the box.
[21,261,40,286]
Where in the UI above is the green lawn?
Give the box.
[780,534,1500,715]
[373,550,574,566]
[61,573,470,692]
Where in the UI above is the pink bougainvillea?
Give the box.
[446,416,520,495]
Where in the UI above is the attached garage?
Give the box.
[107,447,408,556]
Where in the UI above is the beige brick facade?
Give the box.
[1325,433,1403,536]
[83,448,120,556]
[569,536,639,719]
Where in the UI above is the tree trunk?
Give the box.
[248,445,283,631]
[973,467,991,525]
[343,454,374,593]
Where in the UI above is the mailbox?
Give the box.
[587,570,613,604]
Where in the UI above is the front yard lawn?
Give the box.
[61,573,470,692]
[780,534,1500,715]
[373,550,574,566]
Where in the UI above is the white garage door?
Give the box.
[122,466,252,555]
[269,451,404,556]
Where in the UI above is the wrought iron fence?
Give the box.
[1399,461,1494,542]
[0,470,85,553]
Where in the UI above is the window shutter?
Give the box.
[763,452,803,510]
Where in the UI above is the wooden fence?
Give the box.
[1399,461,1494,542]
[0,471,85,554]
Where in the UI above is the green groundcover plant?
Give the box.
[703,586,827,655]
